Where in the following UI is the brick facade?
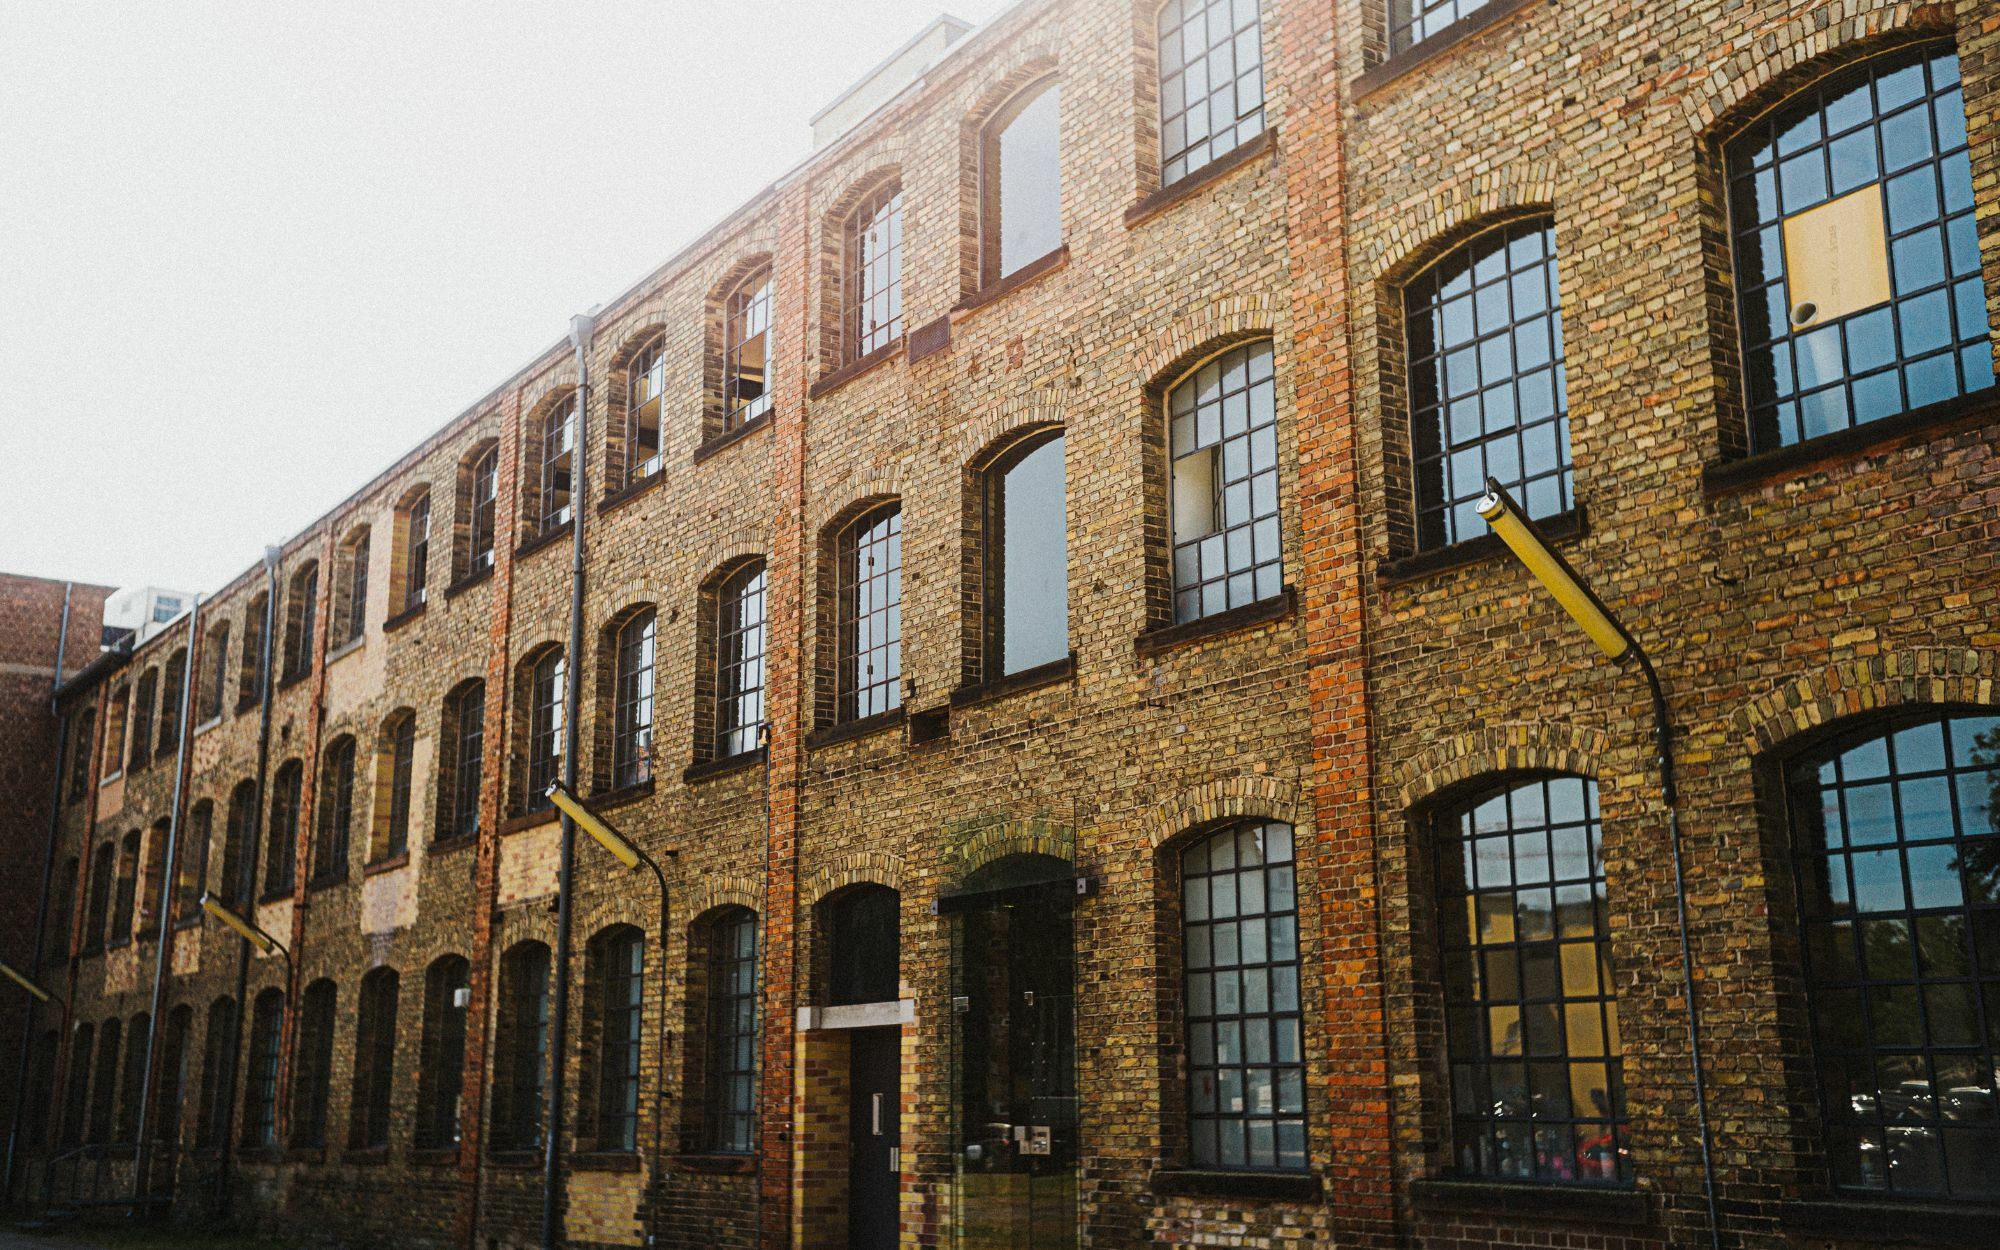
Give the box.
[5,1,1999,1249]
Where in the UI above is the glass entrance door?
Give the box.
[948,874,1077,1250]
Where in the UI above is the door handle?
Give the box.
[872,1092,882,1136]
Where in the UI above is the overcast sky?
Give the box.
[0,0,1014,594]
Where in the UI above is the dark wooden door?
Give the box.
[848,1026,900,1250]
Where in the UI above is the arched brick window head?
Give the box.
[613,611,657,790]
[467,445,499,576]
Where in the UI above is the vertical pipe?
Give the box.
[542,312,594,1250]
[131,595,203,1208]
[2,581,75,1203]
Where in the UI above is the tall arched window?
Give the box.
[1788,711,1999,1199]
[703,909,758,1153]
[1167,339,1281,622]
[291,978,337,1148]
[155,1005,193,1148]
[715,562,767,759]
[492,941,552,1152]
[87,1017,121,1144]
[838,505,902,723]
[416,955,470,1149]
[1157,0,1264,186]
[221,780,256,909]
[627,336,666,484]
[1405,217,1571,548]
[538,395,577,534]
[314,736,355,886]
[266,759,302,897]
[61,1023,94,1147]
[439,679,485,842]
[110,831,140,944]
[177,800,212,924]
[244,989,284,1147]
[1181,820,1305,1170]
[375,710,417,861]
[138,819,169,934]
[983,78,1062,283]
[116,1011,149,1143]
[588,927,646,1153]
[465,444,499,577]
[197,997,238,1149]
[401,489,432,613]
[157,647,187,755]
[200,621,230,722]
[239,592,268,710]
[283,561,319,682]
[724,270,772,430]
[84,841,115,952]
[1729,43,1992,451]
[336,527,369,646]
[67,707,95,801]
[1436,775,1625,1184]
[522,648,565,814]
[613,610,657,789]
[350,968,399,1150]
[980,430,1067,678]
[49,857,77,960]
[100,683,129,782]
[129,669,157,771]
[846,182,904,360]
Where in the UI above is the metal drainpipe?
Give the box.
[131,594,203,1210]
[541,309,595,1250]
[220,547,282,1219]
[2,581,74,1204]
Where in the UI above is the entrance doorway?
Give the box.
[848,1027,901,1250]
[944,855,1078,1250]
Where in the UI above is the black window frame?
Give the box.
[715,562,767,759]
[705,909,759,1154]
[243,990,284,1149]
[349,968,399,1151]
[846,183,905,360]
[1166,339,1283,623]
[524,649,565,814]
[590,927,646,1153]
[613,610,657,790]
[837,505,902,724]
[290,979,336,1149]
[1156,0,1266,187]
[626,335,667,484]
[314,736,355,886]
[416,955,470,1150]
[724,271,773,430]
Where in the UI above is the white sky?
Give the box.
[0,0,1015,594]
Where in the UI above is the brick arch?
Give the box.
[707,248,775,304]
[1134,294,1282,388]
[518,372,578,428]
[1141,775,1304,850]
[810,474,903,541]
[813,151,906,224]
[1731,647,1999,756]
[604,317,669,372]
[799,851,906,906]
[1393,721,1611,813]
[1368,161,1562,286]
[682,875,761,929]
[955,388,1067,468]
[593,573,669,623]
[942,818,1079,883]
[691,528,770,591]
[1682,2,1952,136]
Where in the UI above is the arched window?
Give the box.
[282,561,319,681]
[199,621,230,722]
[1180,820,1305,1171]
[265,759,302,897]
[401,488,432,613]
[374,710,417,862]
[155,1005,193,1147]
[66,706,95,801]
[438,679,485,843]
[84,841,115,952]
[626,335,666,484]
[116,1011,149,1143]
[492,941,552,1152]
[129,669,157,771]
[838,505,902,723]
[588,927,646,1153]
[846,182,905,360]
[613,610,657,790]
[111,831,140,944]
[239,592,269,710]
[314,735,356,885]
[1167,339,1281,622]
[521,648,565,814]
[196,997,238,1149]
[100,683,129,781]
[1405,217,1571,548]
[416,955,470,1149]
[703,909,759,1153]
[23,1030,57,1148]
[1786,711,1999,1199]
[1436,775,1625,1184]
[537,395,577,535]
[177,801,212,924]
[138,818,169,934]
[291,978,337,1148]
[244,988,285,1147]
[464,444,500,579]
[714,562,767,759]
[1156,0,1264,186]
[983,78,1062,283]
[157,647,187,755]
[87,1017,121,1144]
[979,429,1067,678]
[724,270,772,430]
[60,1023,93,1147]
[1390,0,1495,55]
[335,527,370,646]
[350,968,399,1150]
[48,856,77,960]
[826,885,899,1007]
[1728,43,1991,451]
[220,780,257,909]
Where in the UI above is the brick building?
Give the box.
[3,1,1997,1249]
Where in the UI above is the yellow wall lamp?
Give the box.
[0,960,64,1009]
[199,893,294,984]
[1477,478,1719,1250]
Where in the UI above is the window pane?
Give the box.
[1168,341,1281,623]
[994,82,1061,278]
[839,509,902,721]
[1157,0,1263,185]
[995,434,1068,674]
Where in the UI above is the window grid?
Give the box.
[386,714,416,859]
[315,739,354,884]
[342,534,369,644]
[596,932,645,1152]
[1182,820,1307,1171]
[1789,712,2000,1201]
[416,956,469,1150]
[244,993,283,1148]
[406,493,430,610]
[496,944,551,1152]
[351,971,398,1150]
[175,803,210,922]
[1389,0,1494,55]
[839,508,902,722]
[525,650,565,814]
[541,397,576,533]
[1729,45,1992,451]
[614,612,656,789]
[115,1013,148,1143]
[87,1018,121,1144]
[1405,219,1572,548]
[287,567,317,680]
[1169,340,1281,623]
[292,981,335,1148]
[196,998,236,1150]
[725,275,772,429]
[716,564,766,759]
[446,683,485,841]
[157,650,185,755]
[847,186,904,359]
[470,448,499,574]
[1157,0,1265,186]
[628,338,666,483]
[708,911,759,1154]
[1438,775,1629,1185]
[67,709,95,801]
[266,762,301,896]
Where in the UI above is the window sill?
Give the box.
[327,635,364,666]
[806,707,905,751]
[498,809,557,837]
[409,1146,460,1166]
[99,771,122,787]
[1702,386,2000,498]
[683,746,767,785]
[693,412,773,466]
[1781,1197,2000,1247]
[951,653,1076,709]
[670,1152,757,1174]
[258,887,294,905]
[1377,507,1587,587]
[486,1149,540,1169]
[174,913,202,931]
[599,469,663,515]
[428,832,478,855]
[277,669,310,693]
[342,1146,389,1166]
[236,694,262,716]
[590,778,655,810]
[1351,0,1539,100]
[951,246,1068,323]
[571,1151,641,1173]
[445,564,494,600]
[382,601,427,633]
[1408,1177,1649,1225]
[307,869,347,893]
[237,1146,284,1165]
[1135,588,1295,658]
[195,715,223,737]
[809,339,903,400]
[1150,1168,1319,1201]
[106,936,131,952]
[515,521,573,561]
[1125,129,1275,229]
[362,852,410,878]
